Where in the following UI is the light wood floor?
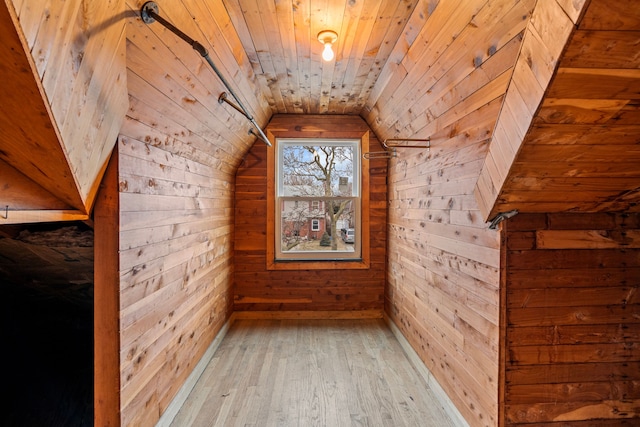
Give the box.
[170,318,455,427]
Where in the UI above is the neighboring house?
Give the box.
[280,185,356,241]
[281,198,326,240]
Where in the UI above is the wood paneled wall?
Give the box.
[234,115,387,313]
[114,115,238,425]
[475,0,587,220]
[115,118,236,426]
[476,0,640,218]
[503,213,640,425]
[365,1,538,425]
[94,2,272,423]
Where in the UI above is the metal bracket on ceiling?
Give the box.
[488,209,519,230]
[140,1,158,24]
[363,138,430,160]
[139,1,272,147]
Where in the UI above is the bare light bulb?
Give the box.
[322,42,334,61]
[317,30,338,62]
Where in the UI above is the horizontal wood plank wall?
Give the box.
[118,1,270,424]
[117,122,236,427]
[362,1,538,425]
[503,213,640,425]
[234,115,387,313]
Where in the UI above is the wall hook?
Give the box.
[488,209,518,229]
[363,138,430,160]
[363,148,397,160]
[1,205,8,219]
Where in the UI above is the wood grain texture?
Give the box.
[6,1,640,426]
[115,43,243,422]
[0,1,83,211]
[503,212,640,426]
[234,115,387,312]
[223,0,419,114]
[3,0,128,213]
[476,0,640,220]
[94,148,121,427]
[370,1,535,426]
[169,318,456,427]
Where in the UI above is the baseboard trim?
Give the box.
[156,313,236,427]
[233,309,384,320]
[384,314,470,427]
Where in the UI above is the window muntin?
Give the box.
[276,139,361,260]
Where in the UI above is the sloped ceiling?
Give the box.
[128,0,639,220]
[224,0,419,114]
[0,3,82,217]
[2,0,639,228]
[476,0,640,219]
[1,0,128,224]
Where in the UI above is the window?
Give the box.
[275,139,361,261]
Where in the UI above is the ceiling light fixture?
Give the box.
[317,30,338,62]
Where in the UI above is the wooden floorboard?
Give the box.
[169,318,455,427]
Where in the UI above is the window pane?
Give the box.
[279,198,356,254]
[279,141,358,197]
[276,139,361,261]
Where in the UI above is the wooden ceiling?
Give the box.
[223,0,419,114]
[0,0,128,223]
[1,0,639,226]
[477,0,640,218]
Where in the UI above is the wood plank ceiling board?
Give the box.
[1,0,129,224]
[5,0,640,225]
[124,0,270,171]
[476,0,640,220]
[0,1,83,215]
[223,0,421,114]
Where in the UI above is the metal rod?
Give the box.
[248,128,272,146]
[218,92,248,118]
[382,138,430,150]
[363,138,429,160]
[140,1,272,147]
[363,149,397,160]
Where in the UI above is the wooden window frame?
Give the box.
[266,130,370,271]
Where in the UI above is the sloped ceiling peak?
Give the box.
[225,0,421,114]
